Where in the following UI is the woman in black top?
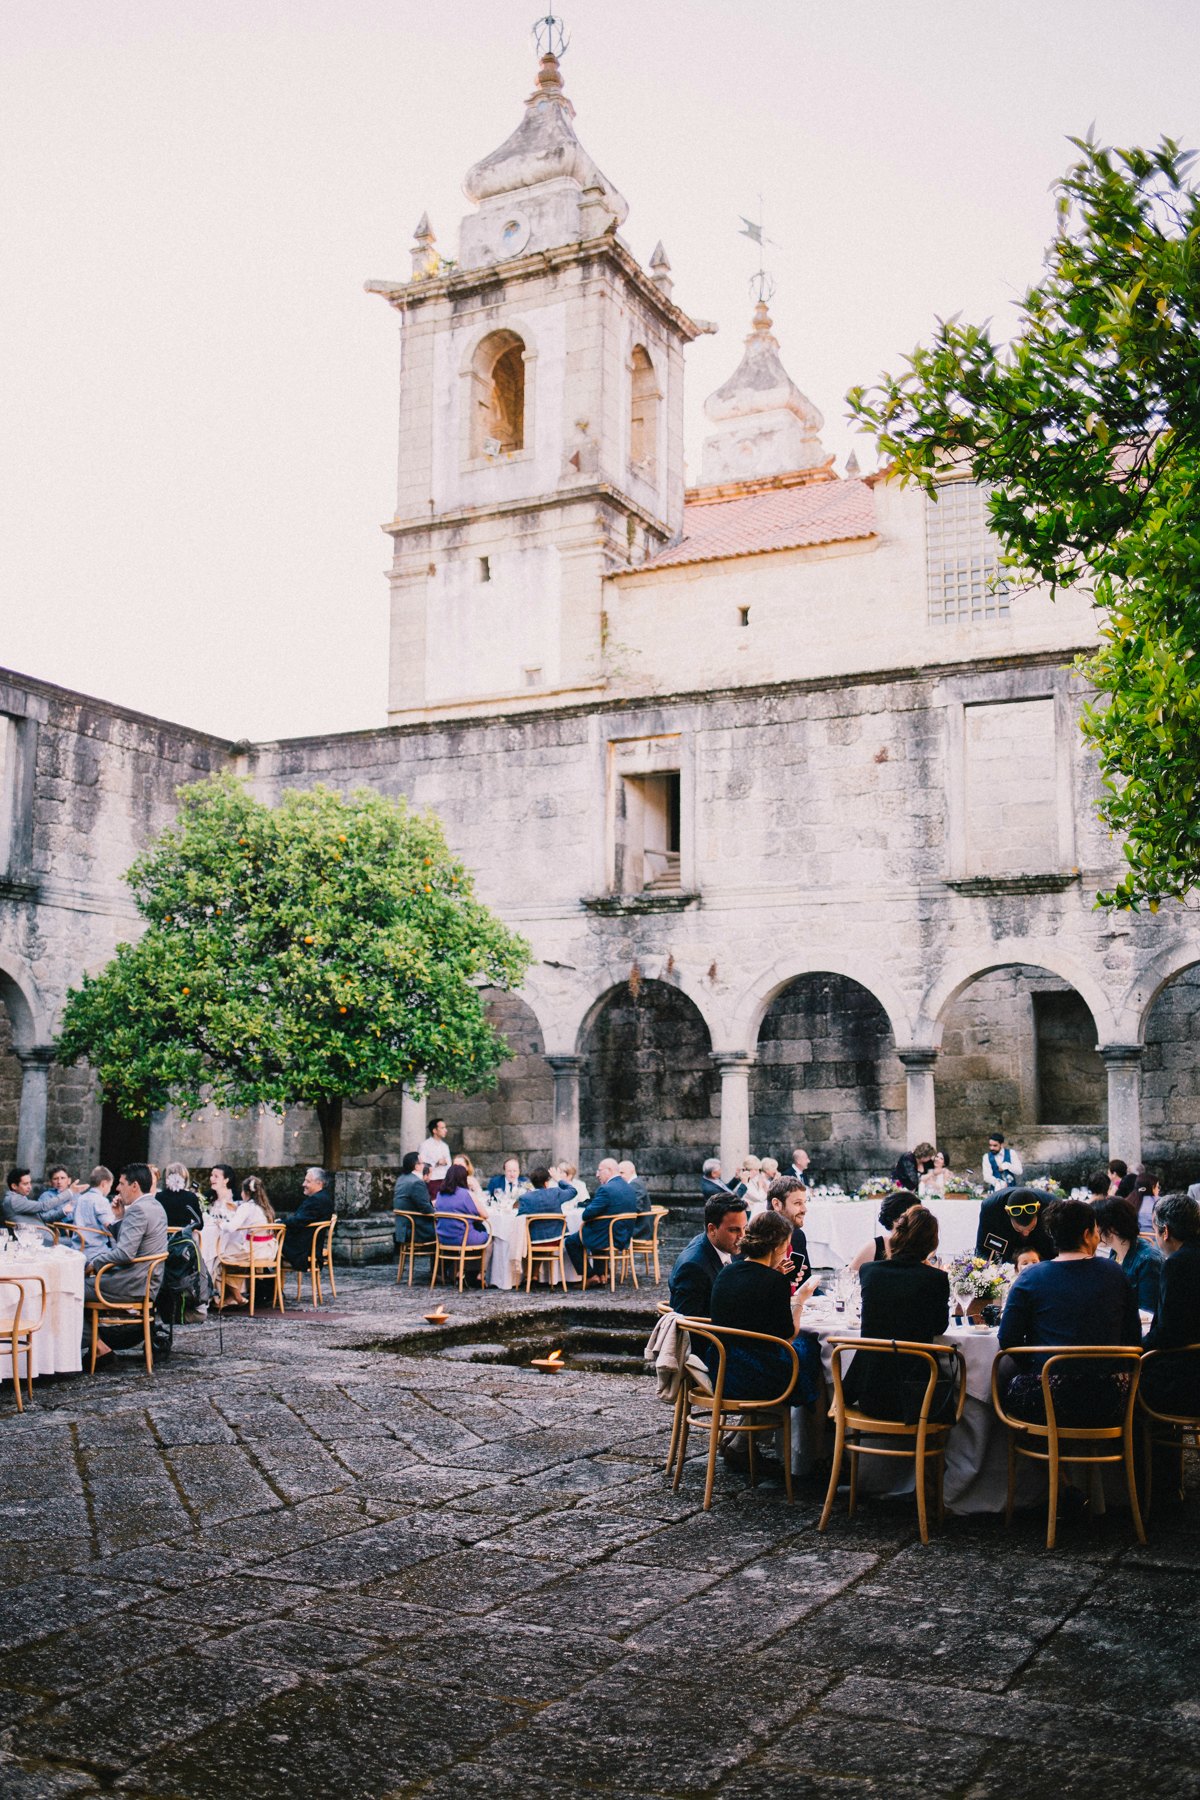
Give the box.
[843,1205,951,1420]
[159,1161,204,1230]
[708,1209,820,1402]
[850,1190,919,1273]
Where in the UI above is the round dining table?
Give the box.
[804,1194,983,1271]
[0,1241,86,1382]
[485,1199,585,1290]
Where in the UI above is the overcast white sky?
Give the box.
[3,1,1197,742]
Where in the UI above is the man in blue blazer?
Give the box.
[280,1167,336,1270]
[668,1194,749,1317]
[517,1167,568,1242]
[564,1159,640,1279]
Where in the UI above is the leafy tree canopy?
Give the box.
[56,775,533,1166]
[849,137,1200,910]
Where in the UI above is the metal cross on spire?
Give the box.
[533,11,569,57]
[738,197,780,305]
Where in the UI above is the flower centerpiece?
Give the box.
[947,1252,1015,1318]
[1027,1175,1068,1200]
[942,1172,987,1199]
[856,1175,896,1201]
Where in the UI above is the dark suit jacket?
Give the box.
[282,1185,336,1268]
[580,1177,641,1253]
[393,1172,437,1244]
[1145,1241,1200,1352]
[700,1177,735,1202]
[843,1256,951,1419]
[669,1231,723,1319]
[788,1224,811,1282]
[518,1186,566,1242]
[974,1194,1055,1264]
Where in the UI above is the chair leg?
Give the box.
[701,1414,721,1511]
[914,1426,929,1545]
[818,1411,845,1532]
[8,1333,23,1412]
[672,1409,690,1492]
[781,1410,794,1506]
[1046,1439,1060,1552]
[248,1266,256,1319]
[936,1446,946,1527]
[666,1385,685,1476]
[747,1429,758,1489]
[1124,1417,1147,1545]
[144,1306,154,1375]
[89,1309,99,1375]
[1140,1417,1154,1521]
[848,1443,860,1518]
[1004,1432,1017,1526]
[327,1254,337,1298]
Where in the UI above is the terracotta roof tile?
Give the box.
[640,478,875,571]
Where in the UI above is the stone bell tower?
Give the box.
[367,31,709,721]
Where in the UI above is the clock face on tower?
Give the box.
[497,213,531,258]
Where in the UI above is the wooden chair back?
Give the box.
[296,1214,338,1306]
[86,1252,169,1374]
[629,1205,669,1283]
[991,1343,1145,1549]
[1136,1342,1200,1515]
[670,1318,801,1510]
[0,1273,48,1412]
[432,1212,493,1292]
[583,1212,642,1291]
[394,1210,439,1285]
[522,1213,569,1293]
[217,1220,286,1317]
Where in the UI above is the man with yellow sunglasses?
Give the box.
[974,1185,1056,1264]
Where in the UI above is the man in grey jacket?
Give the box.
[4,1167,72,1241]
[85,1164,169,1364]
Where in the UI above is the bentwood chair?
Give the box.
[523,1215,569,1292]
[0,1274,47,1412]
[671,1320,799,1509]
[85,1253,168,1374]
[51,1222,113,1252]
[991,1345,1146,1550]
[1136,1344,1200,1518]
[394,1211,439,1285]
[431,1213,493,1292]
[216,1221,286,1317]
[582,1214,642,1292]
[294,1214,338,1305]
[627,1206,669,1285]
[819,1338,967,1546]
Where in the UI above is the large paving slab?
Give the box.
[0,1266,1196,1799]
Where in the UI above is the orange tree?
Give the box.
[56,774,532,1168]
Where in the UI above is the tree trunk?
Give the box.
[316,1096,343,1171]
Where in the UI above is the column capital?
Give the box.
[896,1045,939,1071]
[1099,1043,1144,1066]
[16,1045,54,1071]
[545,1054,586,1075]
[709,1050,755,1073]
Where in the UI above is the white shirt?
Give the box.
[982,1147,1023,1191]
[419,1135,451,1172]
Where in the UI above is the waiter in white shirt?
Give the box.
[418,1117,453,1190]
[981,1131,1023,1191]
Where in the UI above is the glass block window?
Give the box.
[925,480,1009,624]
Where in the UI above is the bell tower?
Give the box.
[367,24,709,721]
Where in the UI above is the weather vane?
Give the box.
[533,12,569,57]
[739,197,779,306]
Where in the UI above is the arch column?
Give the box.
[400,1087,428,1157]
[897,1046,939,1151]
[1101,1045,1143,1170]
[711,1051,754,1179]
[16,1046,53,1179]
[546,1055,585,1170]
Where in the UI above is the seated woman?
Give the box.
[214,1176,277,1309]
[435,1165,489,1250]
[997,1198,1141,1426]
[1093,1195,1161,1314]
[159,1162,204,1231]
[918,1151,948,1199]
[849,1190,919,1273]
[843,1204,952,1421]
[708,1210,820,1405]
[1141,1192,1200,1415]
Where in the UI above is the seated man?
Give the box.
[518,1167,567,1241]
[280,1167,336,1270]
[975,1186,1055,1264]
[393,1151,437,1248]
[1141,1191,1200,1415]
[700,1158,734,1201]
[84,1163,169,1365]
[564,1158,639,1281]
[3,1166,72,1239]
[617,1159,657,1234]
[767,1176,812,1282]
[70,1166,116,1240]
[668,1194,749,1318]
[486,1156,525,1201]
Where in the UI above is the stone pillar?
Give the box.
[897,1047,939,1150]
[16,1047,53,1180]
[399,1087,427,1157]
[711,1052,754,1179]
[546,1055,585,1170]
[1101,1045,1144,1170]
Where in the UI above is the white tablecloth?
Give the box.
[486,1202,584,1290]
[0,1245,85,1380]
[805,1196,982,1270]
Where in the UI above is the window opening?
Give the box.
[738,606,750,628]
[469,331,526,459]
[926,480,1009,624]
[629,345,659,482]
[618,770,681,893]
[479,556,491,583]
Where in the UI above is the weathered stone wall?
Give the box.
[425,992,554,1174]
[0,1009,19,1168]
[578,978,716,1193]
[1143,967,1200,1186]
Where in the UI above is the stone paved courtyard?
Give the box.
[2,1265,1198,1800]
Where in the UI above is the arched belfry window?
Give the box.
[469,329,526,459]
[629,345,660,481]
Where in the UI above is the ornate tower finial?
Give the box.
[649,241,673,299]
[532,12,569,59]
[845,449,861,478]
[410,214,438,280]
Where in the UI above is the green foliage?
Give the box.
[56,776,533,1150]
[849,137,1200,910]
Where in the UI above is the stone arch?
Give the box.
[421,989,554,1175]
[578,977,716,1194]
[1127,949,1200,1186]
[1121,943,1200,1046]
[0,950,48,1054]
[730,953,914,1058]
[748,971,906,1187]
[930,960,1107,1179]
[568,965,722,1058]
[466,327,527,458]
[917,941,1118,1047]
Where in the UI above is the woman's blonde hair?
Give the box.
[164,1161,190,1187]
[241,1174,275,1221]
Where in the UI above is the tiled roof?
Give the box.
[639,477,875,571]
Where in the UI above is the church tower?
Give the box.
[367,31,709,721]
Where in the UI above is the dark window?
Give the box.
[1033,991,1104,1125]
